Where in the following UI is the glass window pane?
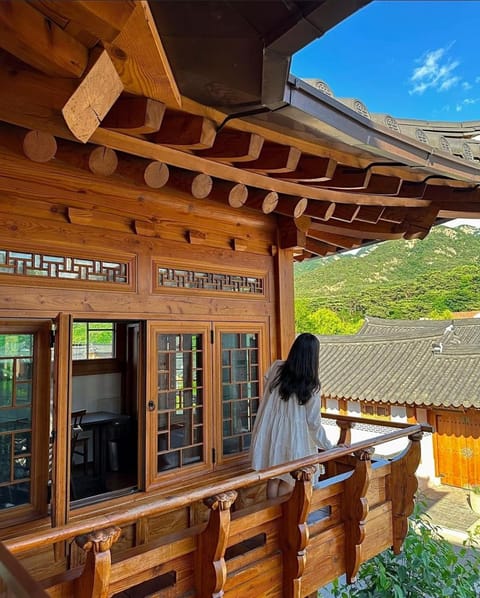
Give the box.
[0,333,34,509]
[155,332,204,474]
[221,332,260,458]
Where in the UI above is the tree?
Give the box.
[329,498,480,598]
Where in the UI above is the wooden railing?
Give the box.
[0,418,430,598]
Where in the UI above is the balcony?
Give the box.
[0,416,429,597]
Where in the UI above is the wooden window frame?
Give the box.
[360,401,391,419]
[0,320,51,526]
[214,321,268,468]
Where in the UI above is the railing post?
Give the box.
[336,419,354,446]
[73,526,121,598]
[281,465,316,598]
[195,490,237,598]
[390,430,423,553]
[343,448,373,584]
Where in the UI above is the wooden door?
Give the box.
[434,410,480,488]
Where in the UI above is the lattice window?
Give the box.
[155,333,204,472]
[221,332,260,457]
[360,402,391,419]
[0,250,129,284]
[156,267,264,295]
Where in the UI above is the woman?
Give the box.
[250,333,333,498]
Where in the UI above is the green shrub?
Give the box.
[329,497,480,598]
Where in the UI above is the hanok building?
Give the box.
[0,1,479,596]
[319,316,480,490]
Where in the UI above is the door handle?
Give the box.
[147,400,155,411]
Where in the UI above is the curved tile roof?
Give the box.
[318,317,480,409]
[301,78,480,168]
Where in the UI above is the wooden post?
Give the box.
[343,448,373,584]
[390,430,423,553]
[73,526,121,598]
[281,465,316,598]
[195,490,237,598]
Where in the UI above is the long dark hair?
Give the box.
[270,333,320,405]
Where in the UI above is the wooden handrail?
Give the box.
[322,412,434,433]
[4,422,423,555]
[0,541,49,597]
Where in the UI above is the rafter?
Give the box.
[241,144,301,173]
[102,97,165,135]
[150,111,216,150]
[198,130,264,162]
[275,155,337,182]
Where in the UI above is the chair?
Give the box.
[71,410,89,474]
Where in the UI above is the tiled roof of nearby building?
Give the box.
[318,317,480,409]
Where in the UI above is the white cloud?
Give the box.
[409,45,461,95]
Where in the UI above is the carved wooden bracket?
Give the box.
[343,453,371,584]
[282,466,315,598]
[74,526,121,598]
[196,490,237,596]
[391,431,422,553]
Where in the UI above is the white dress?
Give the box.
[250,360,333,486]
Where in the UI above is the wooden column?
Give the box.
[73,526,121,598]
[343,448,373,584]
[195,490,237,598]
[390,430,423,553]
[281,466,316,598]
[274,245,296,358]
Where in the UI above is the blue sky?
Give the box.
[291,1,480,122]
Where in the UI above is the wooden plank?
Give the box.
[0,542,49,598]
[0,1,88,78]
[30,0,136,42]
[62,49,123,142]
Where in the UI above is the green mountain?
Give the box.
[294,224,480,321]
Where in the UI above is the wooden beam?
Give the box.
[209,181,248,208]
[304,238,332,256]
[0,125,57,163]
[355,206,384,224]
[116,156,170,189]
[55,141,118,176]
[0,1,88,78]
[103,1,181,108]
[275,197,308,219]
[198,130,264,162]
[102,97,165,135]
[318,166,371,190]
[379,207,407,224]
[400,206,439,240]
[330,204,361,223]
[241,144,301,173]
[244,190,279,214]
[62,49,123,143]
[360,174,402,195]
[308,227,362,250]
[395,180,426,199]
[278,216,306,250]
[150,112,216,150]
[29,1,136,42]
[167,169,213,199]
[275,155,337,182]
[303,201,335,221]
[308,220,405,241]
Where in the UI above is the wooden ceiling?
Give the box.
[1,0,480,260]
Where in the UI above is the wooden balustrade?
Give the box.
[0,419,430,597]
